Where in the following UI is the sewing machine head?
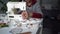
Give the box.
[6,2,26,14]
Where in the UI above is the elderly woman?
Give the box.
[21,0,43,19]
[13,0,43,34]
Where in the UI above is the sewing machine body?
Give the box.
[6,2,26,21]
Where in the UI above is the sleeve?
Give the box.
[35,3,43,14]
[32,3,43,18]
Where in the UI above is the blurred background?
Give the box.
[0,0,60,34]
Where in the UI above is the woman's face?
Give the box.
[25,0,32,3]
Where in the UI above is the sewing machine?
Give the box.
[6,2,26,21]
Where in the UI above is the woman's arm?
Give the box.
[31,3,43,18]
[21,2,43,19]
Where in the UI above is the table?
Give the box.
[0,18,43,34]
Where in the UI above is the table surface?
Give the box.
[0,18,43,34]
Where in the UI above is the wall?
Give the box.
[41,0,58,10]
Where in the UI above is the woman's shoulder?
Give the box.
[33,1,40,7]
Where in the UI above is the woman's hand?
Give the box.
[21,11,29,19]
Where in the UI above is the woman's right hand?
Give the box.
[21,11,29,19]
